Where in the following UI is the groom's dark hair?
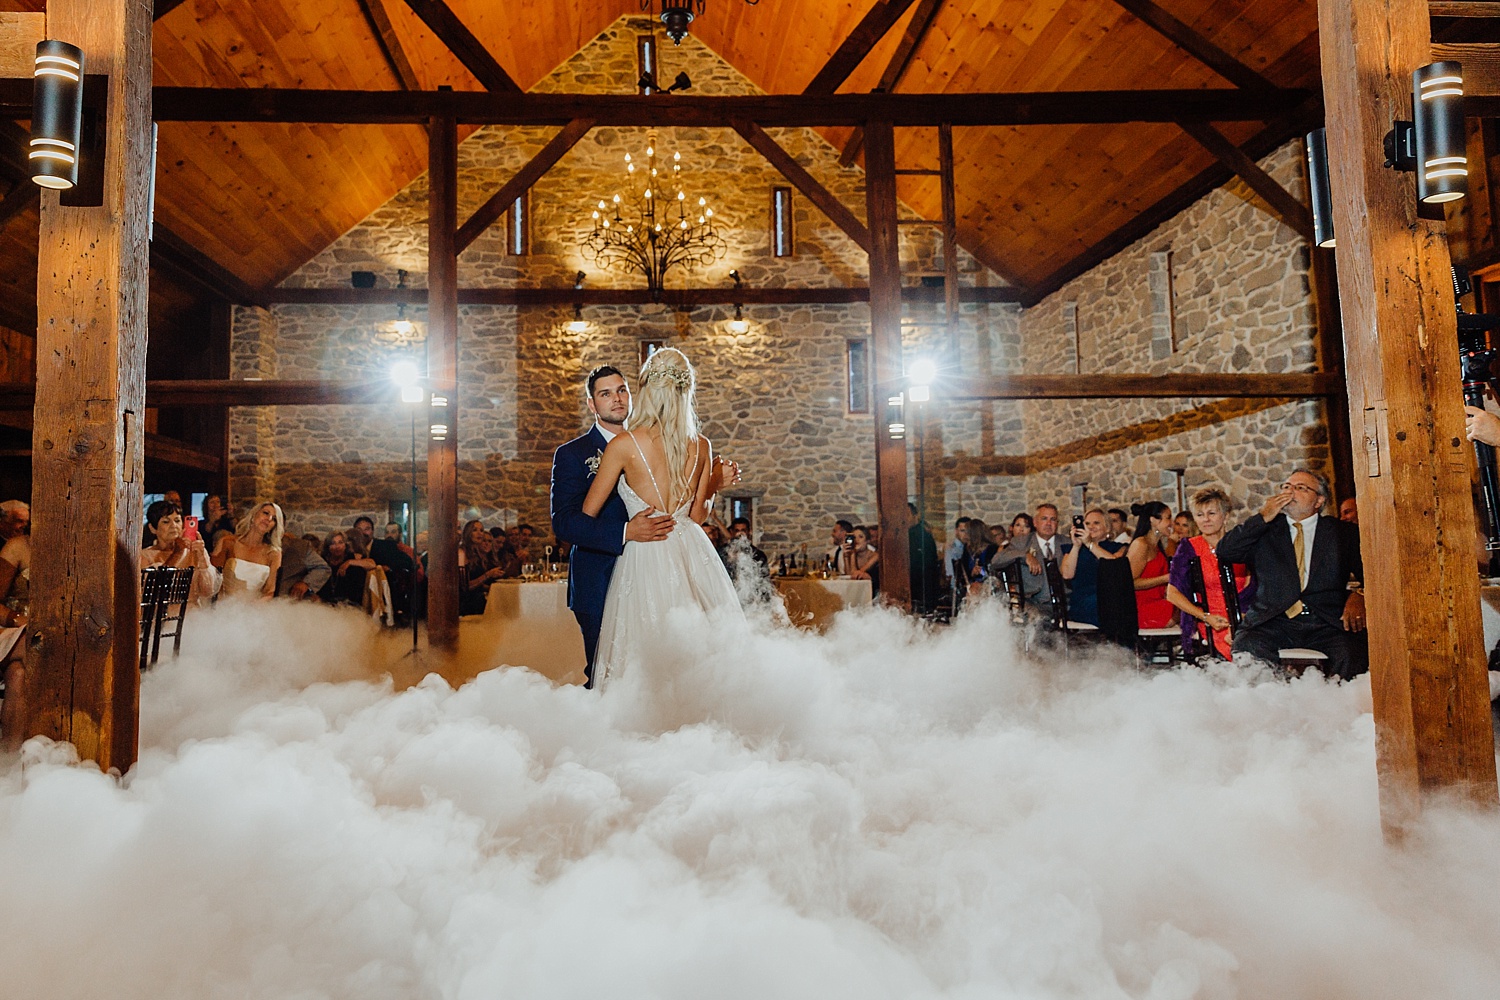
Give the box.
[586,365,624,397]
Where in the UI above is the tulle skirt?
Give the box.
[593,516,744,689]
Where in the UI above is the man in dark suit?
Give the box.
[1216,468,1367,678]
[550,365,675,688]
[991,502,1070,617]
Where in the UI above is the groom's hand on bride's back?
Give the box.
[626,508,676,543]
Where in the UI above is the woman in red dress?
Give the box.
[1127,501,1176,629]
[1165,487,1254,660]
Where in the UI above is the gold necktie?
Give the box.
[1286,520,1305,618]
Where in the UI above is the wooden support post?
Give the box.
[1309,246,1356,499]
[1317,0,1498,830]
[426,112,460,651]
[26,0,153,772]
[864,119,912,610]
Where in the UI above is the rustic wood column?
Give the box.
[26,0,153,771]
[864,119,912,609]
[427,112,459,650]
[1317,0,1498,830]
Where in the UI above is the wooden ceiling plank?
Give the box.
[455,117,594,254]
[804,0,922,95]
[401,0,521,93]
[840,0,948,166]
[732,119,873,253]
[359,0,422,90]
[1108,0,1276,90]
[1178,118,1314,240]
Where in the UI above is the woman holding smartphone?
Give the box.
[140,499,221,605]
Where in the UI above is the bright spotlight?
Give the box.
[391,360,420,387]
[909,358,937,385]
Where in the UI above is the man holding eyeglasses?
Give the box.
[1216,468,1367,679]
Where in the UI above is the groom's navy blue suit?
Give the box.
[550,425,629,687]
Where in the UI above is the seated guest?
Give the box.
[201,496,236,551]
[723,517,770,589]
[318,529,374,606]
[828,519,855,574]
[278,532,331,600]
[991,505,1067,616]
[513,524,537,565]
[301,532,322,549]
[459,519,506,616]
[140,499,220,605]
[1166,487,1254,660]
[1009,512,1034,541]
[0,500,29,542]
[211,501,283,600]
[489,529,522,580]
[1216,469,1366,678]
[847,525,880,594]
[1108,508,1131,545]
[1169,509,1198,558]
[1338,498,1358,524]
[945,516,970,583]
[957,518,999,594]
[702,519,728,559]
[907,503,943,611]
[1060,508,1127,626]
[867,524,880,550]
[1127,501,1176,629]
[0,513,29,751]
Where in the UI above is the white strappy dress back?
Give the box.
[591,432,743,689]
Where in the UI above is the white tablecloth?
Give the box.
[475,580,585,683]
[775,576,873,630]
[485,579,570,620]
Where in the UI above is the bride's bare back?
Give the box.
[582,428,715,523]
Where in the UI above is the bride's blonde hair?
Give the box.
[236,500,285,551]
[626,347,699,506]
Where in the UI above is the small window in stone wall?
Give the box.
[1163,468,1186,513]
[771,187,794,258]
[1149,250,1177,360]
[637,35,657,94]
[1064,300,1080,373]
[1071,482,1089,514]
[640,338,665,369]
[506,190,530,256]
[846,339,870,414]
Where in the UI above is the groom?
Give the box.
[550,365,675,688]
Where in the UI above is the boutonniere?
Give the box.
[585,450,603,476]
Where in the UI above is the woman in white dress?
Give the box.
[582,348,742,688]
[210,501,283,601]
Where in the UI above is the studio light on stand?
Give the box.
[393,361,426,653]
[29,40,84,190]
[1305,128,1335,249]
[907,357,936,403]
[907,358,937,532]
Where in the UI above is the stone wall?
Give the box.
[228,17,1328,553]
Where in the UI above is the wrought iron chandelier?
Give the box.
[640,0,759,45]
[582,130,726,300]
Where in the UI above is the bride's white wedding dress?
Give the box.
[593,433,743,689]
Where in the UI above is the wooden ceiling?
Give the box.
[9,0,1331,300]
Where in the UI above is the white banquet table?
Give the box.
[474,579,586,682]
[774,576,873,630]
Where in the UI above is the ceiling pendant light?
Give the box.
[29,40,84,191]
[639,1,759,45]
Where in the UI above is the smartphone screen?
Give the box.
[183,515,200,541]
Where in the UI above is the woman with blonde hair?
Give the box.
[582,347,743,687]
[1166,486,1254,660]
[211,500,283,600]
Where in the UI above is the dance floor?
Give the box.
[1,598,1497,1000]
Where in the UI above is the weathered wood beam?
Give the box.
[840,0,946,166]
[0,12,44,77]
[427,111,459,651]
[1433,43,1500,99]
[943,372,1339,400]
[149,224,265,307]
[864,119,912,610]
[153,0,192,19]
[1319,0,1497,831]
[0,177,37,231]
[0,380,395,409]
[28,0,153,772]
[1178,119,1315,240]
[109,86,1313,127]
[731,119,872,253]
[401,0,519,93]
[358,0,421,91]
[259,285,1024,306]
[455,118,593,254]
[144,432,222,472]
[1023,99,1323,306]
[1430,2,1500,14]
[805,0,921,95]
[1109,0,1277,91]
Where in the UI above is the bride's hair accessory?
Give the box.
[645,366,692,390]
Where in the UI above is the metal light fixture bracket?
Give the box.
[1383,121,1417,172]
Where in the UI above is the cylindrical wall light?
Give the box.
[1414,60,1467,205]
[1305,128,1336,249]
[429,393,450,441]
[30,40,85,191]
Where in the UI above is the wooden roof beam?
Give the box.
[98,86,1311,126]
[149,225,267,307]
[358,0,421,91]
[944,372,1339,400]
[1430,3,1500,14]
[401,0,520,94]
[456,118,593,254]
[1178,120,1314,241]
[840,0,947,167]
[1109,0,1276,91]
[732,119,872,253]
[259,285,1023,306]
[804,0,922,95]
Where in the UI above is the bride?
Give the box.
[582,348,743,688]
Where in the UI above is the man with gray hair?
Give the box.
[1216,468,1366,678]
[0,501,28,542]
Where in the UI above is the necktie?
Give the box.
[1286,520,1305,618]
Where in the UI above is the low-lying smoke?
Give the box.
[0,598,1497,1000]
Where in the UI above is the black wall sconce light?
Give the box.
[1305,128,1335,249]
[429,392,451,441]
[885,392,906,440]
[29,40,84,191]
[727,269,748,333]
[568,271,588,332]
